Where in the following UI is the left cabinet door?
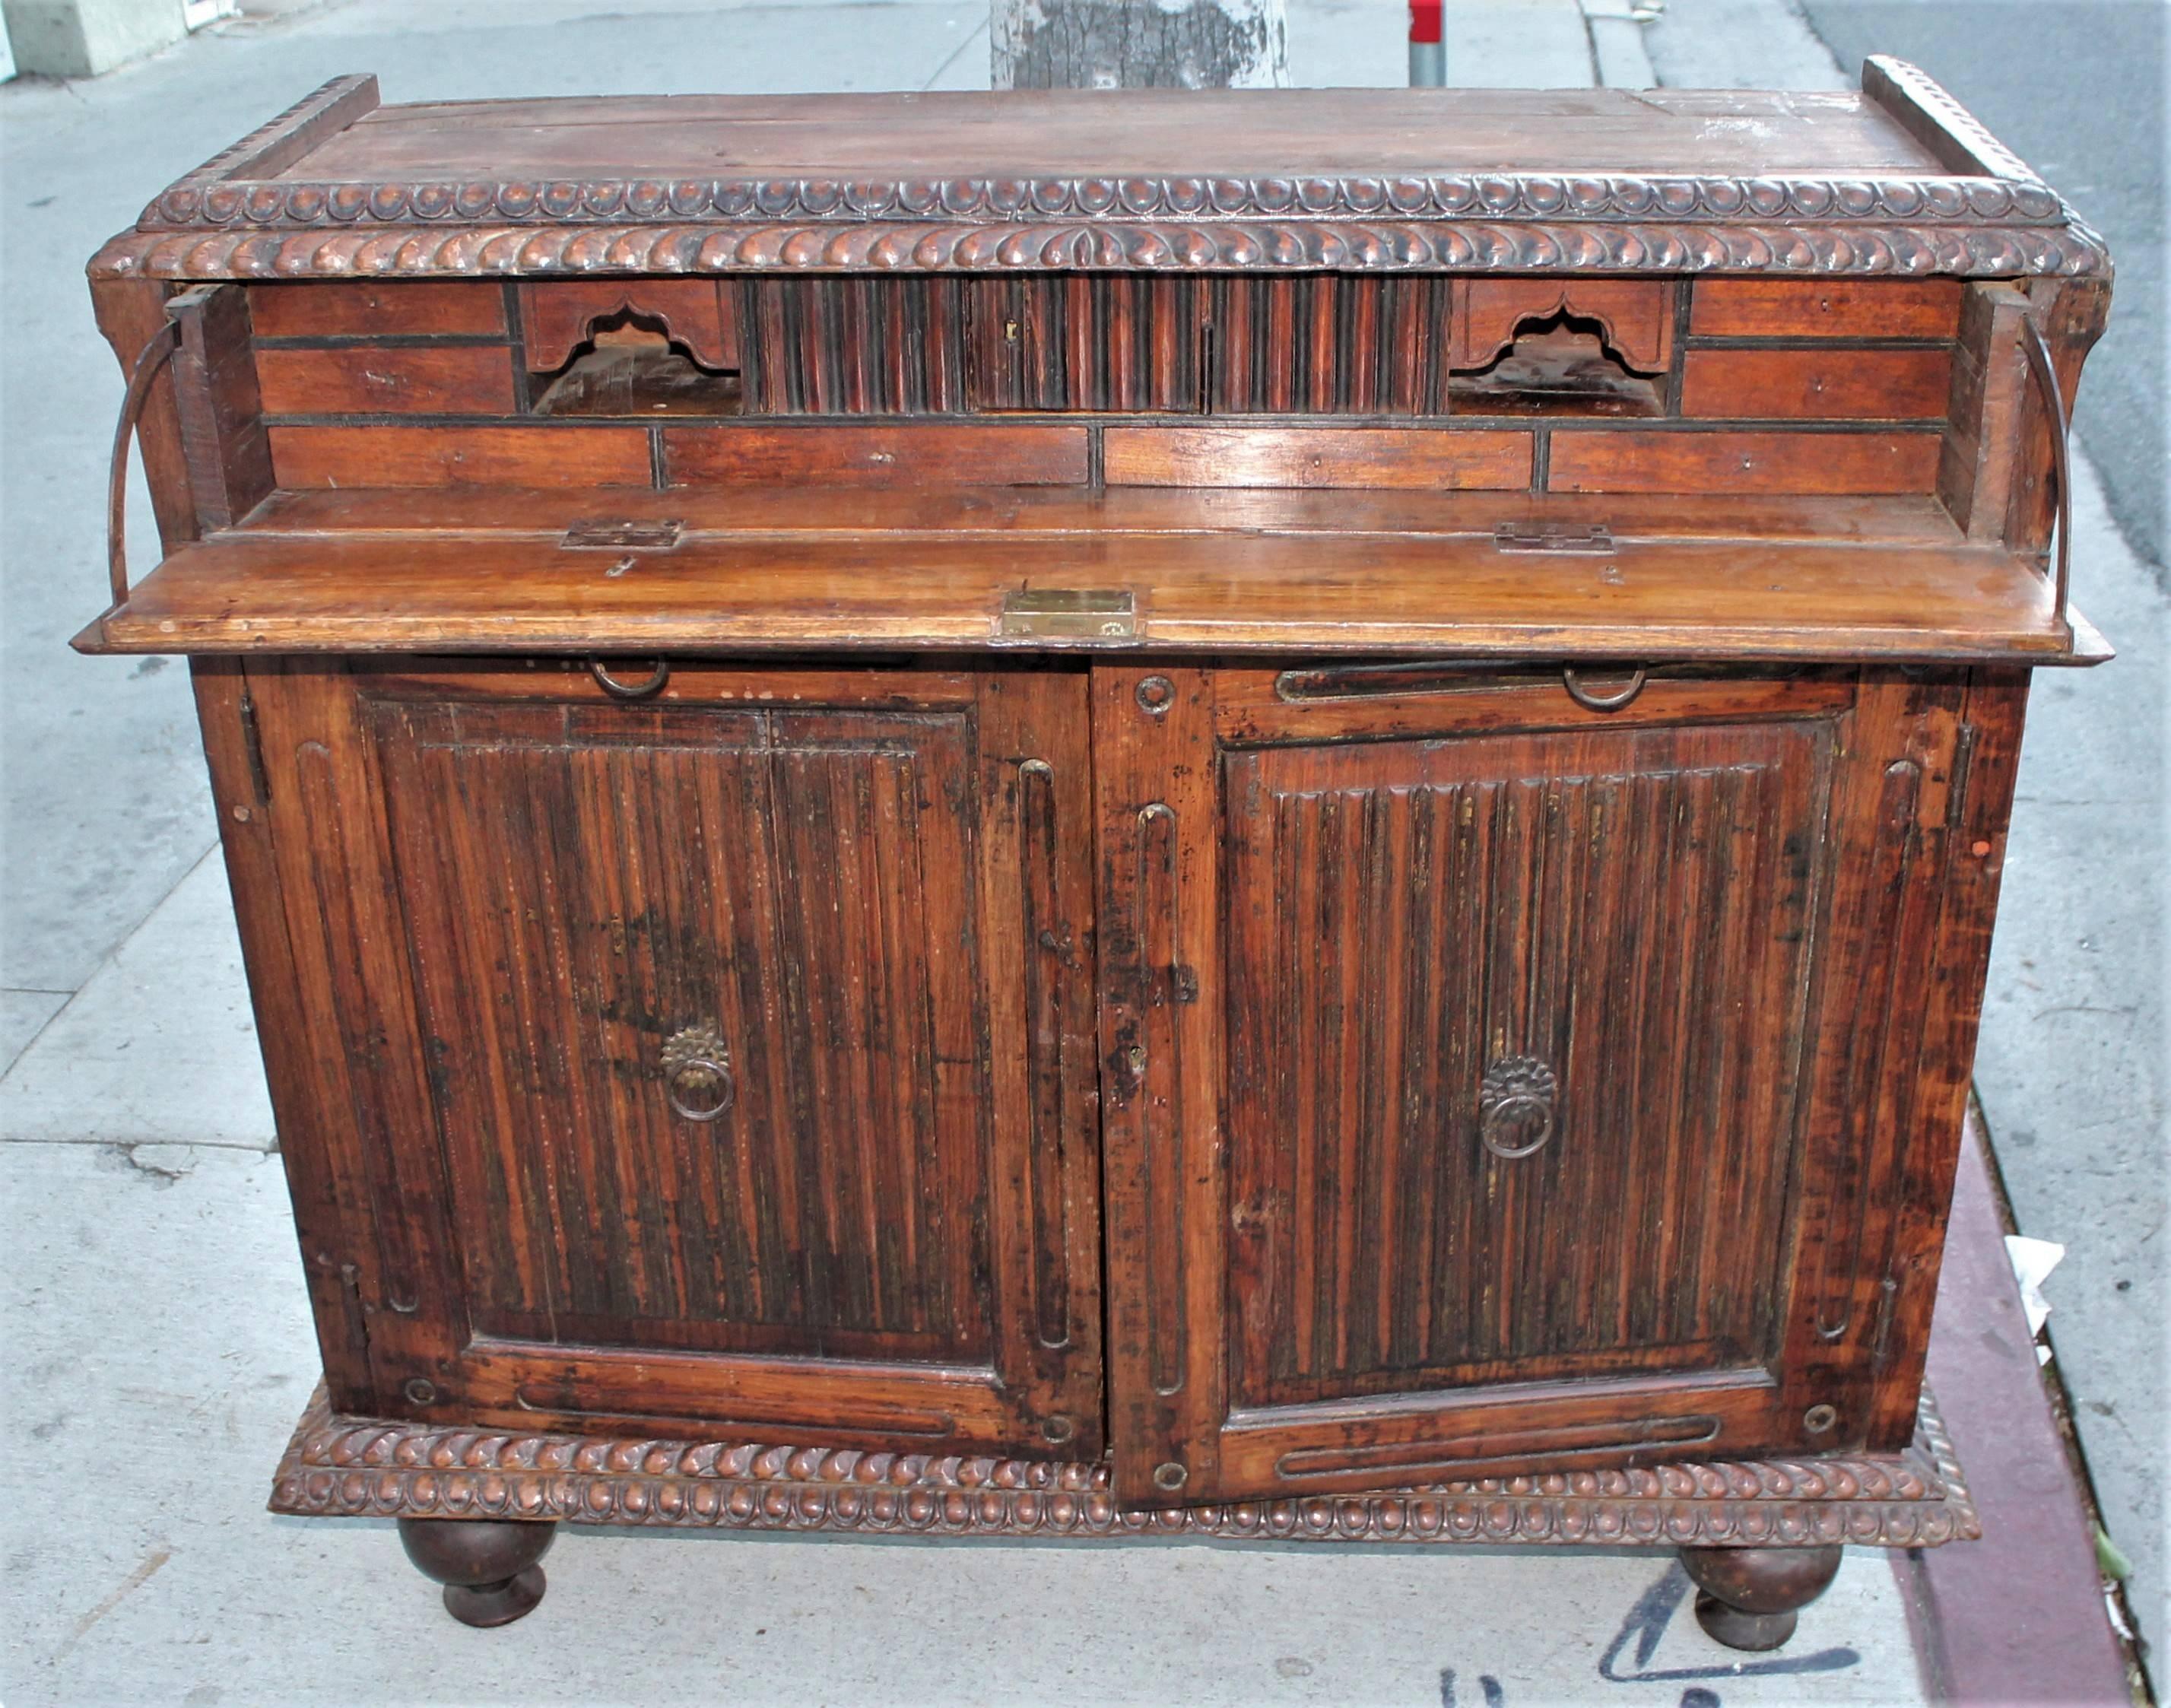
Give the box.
[214,658,1103,1457]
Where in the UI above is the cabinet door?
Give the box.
[235,659,1101,1456]
[1095,663,2011,1506]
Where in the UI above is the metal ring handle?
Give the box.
[588,658,671,700]
[106,319,184,608]
[666,1054,735,1122]
[2019,316,2074,634]
[1480,1094,1556,1159]
[1561,665,1649,712]
[1478,1056,1559,1160]
[661,1024,734,1122]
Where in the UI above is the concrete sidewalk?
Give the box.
[1,0,2156,1702]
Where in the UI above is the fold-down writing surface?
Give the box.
[82,521,2084,663]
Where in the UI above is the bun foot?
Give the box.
[1678,1544,1843,1652]
[398,1517,557,1627]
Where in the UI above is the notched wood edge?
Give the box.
[269,1382,1979,1548]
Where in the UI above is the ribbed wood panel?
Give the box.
[744,278,966,414]
[967,275,1208,412]
[1211,276,1452,414]
[1224,722,1830,1409]
[374,699,992,1363]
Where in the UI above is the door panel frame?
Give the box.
[215,655,1103,1458]
[1097,662,1999,1506]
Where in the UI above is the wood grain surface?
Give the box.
[1689,279,1963,341]
[1103,427,1531,490]
[1549,430,1943,494]
[256,344,518,416]
[88,525,2078,661]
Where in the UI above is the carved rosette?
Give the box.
[270,1387,1977,1551]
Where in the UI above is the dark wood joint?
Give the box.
[164,281,274,531]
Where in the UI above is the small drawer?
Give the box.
[248,280,506,339]
[255,344,516,416]
[1689,279,1963,340]
[1679,347,1954,419]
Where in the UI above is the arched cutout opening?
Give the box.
[1449,310,1664,417]
[532,310,744,417]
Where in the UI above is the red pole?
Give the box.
[1410,0,1445,84]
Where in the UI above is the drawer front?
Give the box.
[1095,662,2017,1507]
[232,659,1102,1456]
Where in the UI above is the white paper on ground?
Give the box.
[2004,1233,2065,1364]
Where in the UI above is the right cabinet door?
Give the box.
[1095,663,2014,1508]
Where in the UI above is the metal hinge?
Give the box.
[335,1259,373,1372]
[1493,521,1614,554]
[1945,722,1980,829]
[997,587,1138,642]
[237,687,271,806]
[560,518,683,551]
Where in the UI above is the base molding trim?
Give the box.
[272,1386,1976,1551]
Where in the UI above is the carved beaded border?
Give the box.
[142,170,2072,231]
[271,1387,1979,1550]
[90,217,2110,281]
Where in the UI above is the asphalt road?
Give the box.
[1795,0,2168,573]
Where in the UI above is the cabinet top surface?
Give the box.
[261,87,1946,182]
[90,59,2109,281]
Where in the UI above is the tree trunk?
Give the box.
[991,0,1288,90]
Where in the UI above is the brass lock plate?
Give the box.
[995,586,1138,643]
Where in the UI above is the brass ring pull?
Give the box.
[1561,665,1648,712]
[589,659,671,700]
[661,1025,734,1123]
[1478,1056,1560,1160]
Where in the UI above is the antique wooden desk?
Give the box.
[80,63,2108,1652]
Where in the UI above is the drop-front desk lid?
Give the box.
[81,487,2105,663]
[90,58,2106,281]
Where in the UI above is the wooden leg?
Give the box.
[397,1517,556,1627]
[1677,1544,1844,1652]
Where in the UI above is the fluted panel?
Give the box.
[1225,722,1829,1410]
[744,277,966,414]
[967,275,1208,412]
[1211,275,1452,414]
[374,699,992,1364]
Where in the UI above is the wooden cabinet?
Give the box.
[82,60,2107,1651]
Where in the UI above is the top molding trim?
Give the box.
[89,61,2112,282]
